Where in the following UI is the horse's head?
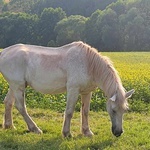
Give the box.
[106,89,134,137]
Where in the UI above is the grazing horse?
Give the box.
[0,41,134,137]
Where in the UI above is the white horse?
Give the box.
[0,41,134,137]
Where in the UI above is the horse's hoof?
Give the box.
[62,132,72,138]
[82,129,94,137]
[29,127,43,134]
[35,128,43,134]
[3,124,16,130]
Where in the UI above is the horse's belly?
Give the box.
[26,70,67,94]
[29,79,66,94]
[32,83,66,94]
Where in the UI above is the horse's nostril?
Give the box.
[115,132,122,137]
[115,130,123,137]
[112,128,123,137]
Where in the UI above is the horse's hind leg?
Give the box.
[81,92,93,137]
[3,89,15,129]
[14,86,42,134]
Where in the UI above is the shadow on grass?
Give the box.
[0,135,63,150]
[0,129,115,150]
[81,140,114,150]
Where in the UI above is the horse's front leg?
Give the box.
[81,92,93,137]
[62,87,79,137]
[3,89,15,129]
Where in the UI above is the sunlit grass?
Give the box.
[0,105,149,150]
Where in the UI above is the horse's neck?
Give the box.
[95,57,122,98]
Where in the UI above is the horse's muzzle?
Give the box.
[112,126,123,137]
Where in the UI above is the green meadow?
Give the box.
[0,52,150,150]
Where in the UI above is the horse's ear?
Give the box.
[110,94,117,102]
[125,89,135,99]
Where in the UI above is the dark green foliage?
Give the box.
[37,7,66,46]
[55,15,87,45]
[28,0,118,17]
[0,12,39,47]
[0,0,150,50]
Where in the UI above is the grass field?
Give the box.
[0,105,150,150]
[0,52,150,149]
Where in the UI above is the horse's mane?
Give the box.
[75,41,128,110]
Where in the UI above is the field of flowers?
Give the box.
[0,52,150,112]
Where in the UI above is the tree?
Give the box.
[0,0,150,51]
[85,8,122,51]
[0,0,3,5]
[30,0,117,17]
[119,6,150,51]
[2,3,9,12]
[55,15,87,46]
[85,10,102,49]
[124,15,147,51]
[0,12,39,48]
[108,0,126,15]
[38,7,66,46]
[100,8,122,51]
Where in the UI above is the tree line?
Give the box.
[0,0,117,17]
[0,0,150,51]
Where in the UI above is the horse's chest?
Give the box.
[80,84,97,94]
